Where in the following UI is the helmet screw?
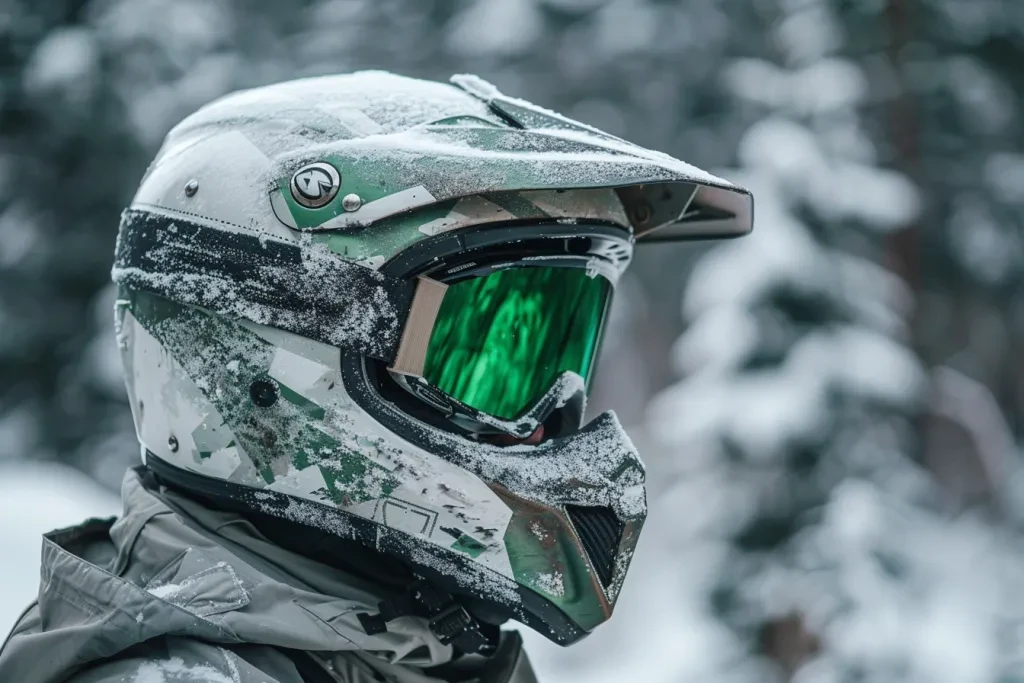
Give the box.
[249,379,279,408]
[631,201,652,227]
[168,435,179,452]
[184,179,199,197]
[342,193,362,211]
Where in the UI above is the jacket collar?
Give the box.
[37,467,453,668]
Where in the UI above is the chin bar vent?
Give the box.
[565,505,624,588]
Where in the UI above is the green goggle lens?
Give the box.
[421,266,612,421]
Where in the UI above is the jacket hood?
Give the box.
[2,467,453,683]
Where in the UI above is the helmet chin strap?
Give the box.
[357,578,500,656]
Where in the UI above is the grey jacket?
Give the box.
[0,468,536,682]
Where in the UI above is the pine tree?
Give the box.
[635,1,1024,680]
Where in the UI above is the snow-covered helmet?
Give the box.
[112,71,752,651]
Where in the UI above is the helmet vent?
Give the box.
[565,505,623,588]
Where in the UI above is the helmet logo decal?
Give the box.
[290,162,341,208]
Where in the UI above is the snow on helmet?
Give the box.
[111,71,753,651]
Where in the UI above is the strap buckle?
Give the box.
[429,603,492,653]
[356,579,497,655]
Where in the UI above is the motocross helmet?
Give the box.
[112,71,753,651]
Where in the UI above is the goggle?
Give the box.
[389,264,612,430]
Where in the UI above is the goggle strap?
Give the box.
[389,276,448,378]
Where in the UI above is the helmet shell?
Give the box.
[113,71,752,645]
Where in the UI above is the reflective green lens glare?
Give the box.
[422,267,611,420]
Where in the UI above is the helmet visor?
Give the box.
[421,266,612,421]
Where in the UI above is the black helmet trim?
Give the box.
[113,208,416,360]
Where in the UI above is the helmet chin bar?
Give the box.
[342,350,648,642]
[389,371,588,439]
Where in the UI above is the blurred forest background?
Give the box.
[4,0,1024,681]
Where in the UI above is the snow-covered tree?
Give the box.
[525,2,1024,681]
[640,2,1024,681]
